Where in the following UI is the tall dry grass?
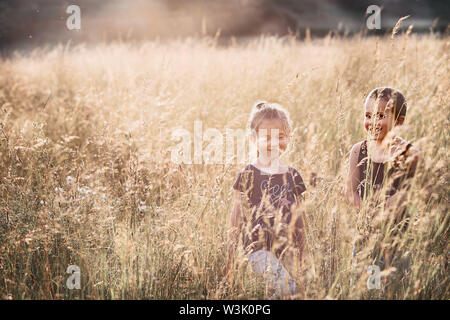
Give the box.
[0,32,448,299]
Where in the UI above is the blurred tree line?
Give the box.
[0,0,448,51]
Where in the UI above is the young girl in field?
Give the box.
[346,87,420,270]
[226,101,307,299]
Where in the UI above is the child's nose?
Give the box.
[370,116,379,125]
[268,138,278,147]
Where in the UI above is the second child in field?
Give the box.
[226,101,307,299]
[346,87,420,270]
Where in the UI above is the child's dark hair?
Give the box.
[365,87,407,123]
[247,101,292,135]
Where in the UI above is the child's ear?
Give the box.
[395,115,405,126]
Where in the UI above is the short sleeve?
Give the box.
[233,172,243,192]
[233,166,253,193]
[405,144,418,179]
[292,168,306,197]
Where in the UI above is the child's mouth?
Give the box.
[370,127,382,134]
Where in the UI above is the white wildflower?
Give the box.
[138,205,148,213]
[66,176,75,186]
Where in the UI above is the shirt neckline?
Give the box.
[362,140,388,165]
[249,164,290,175]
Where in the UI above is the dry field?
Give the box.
[0,32,448,299]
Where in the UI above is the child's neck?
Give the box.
[252,158,288,174]
[368,134,404,162]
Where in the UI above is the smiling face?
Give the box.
[254,118,289,160]
[364,97,403,142]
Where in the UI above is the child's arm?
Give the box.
[224,190,243,275]
[346,142,363,209]
[229,190,242,244]
[291,169,307,262]
[385,150,421,219]
[291,202,306,263]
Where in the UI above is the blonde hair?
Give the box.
[247,101,292,136]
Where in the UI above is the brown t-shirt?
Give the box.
[233,164,306,256]
[357,140,416,201]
